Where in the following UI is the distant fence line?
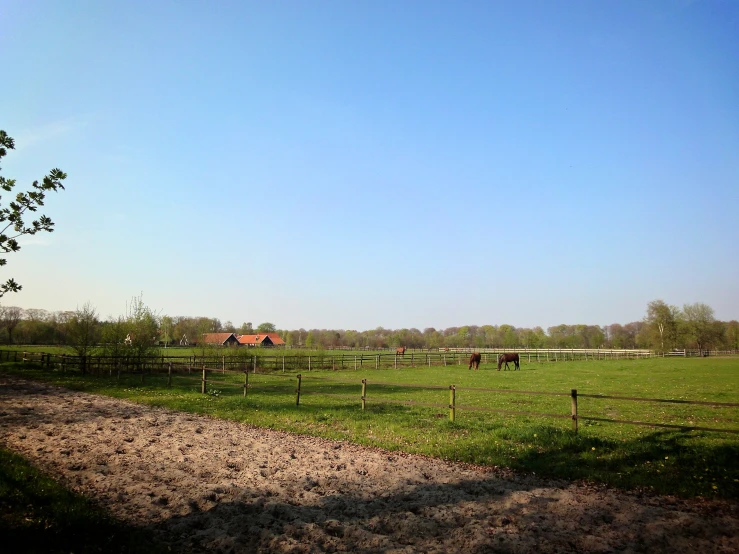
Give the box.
[6,352,737,436]
[3,347,738,376]
[1,348,667,374]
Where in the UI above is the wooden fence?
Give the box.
[442,347,653,359]
[344,380,738,435]
[6,353,738,436]
[2,347,663,375]
[662,349,738,357]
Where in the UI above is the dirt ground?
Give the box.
[1,376,737,553]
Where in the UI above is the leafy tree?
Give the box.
[195,317,215,356]
[581,325,605,348]
[67,302,101,374]
[257,322,276,333]
[52,310,75,345]
[159,315,174,346]
[457,326,470,346]
[682,302,718,353]
[305,331,315,348]
[726,321,739,351]
[16,308,55,344]
[209,318,222,332]
[529,327,548,348]
[100,316,130,377]
[625,321,647,349]
[500,324,518,348]
[239,322,253,334]
[0,130,66,297]
[645,300,681,353]
[105,295,160,361]
[0,306,23,344]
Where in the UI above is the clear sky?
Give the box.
[2,0,737,330]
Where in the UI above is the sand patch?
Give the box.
[1,376,737,553]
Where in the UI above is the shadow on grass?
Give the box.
[0,447,169,554]
[497,425,739,498]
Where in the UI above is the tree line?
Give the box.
[0,299,736,354]
[2,131,736,357]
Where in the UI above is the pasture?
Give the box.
[2,355,738,499]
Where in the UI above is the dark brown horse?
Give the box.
[396,346,406,356]
[497,353,520,371]
[468,353,481,370]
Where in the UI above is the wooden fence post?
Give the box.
[202,366,207,394]
[354,356,357,371]
[395,355,397,370]
[282,356,285,373]
[449,385,456,422]
[167,362,172,388]
[308,356,311,371]
[361,379,367,411]
[253,356,257,374]
[243,371,248,398]
[296,374,302,406]
[571,389,578,433]
[375,355,379,370]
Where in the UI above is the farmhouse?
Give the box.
[200,333,240,347]
[237,333,286,347]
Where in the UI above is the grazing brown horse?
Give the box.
[396,346,406,356]
[497,353,520,371]
[468,353,481,370]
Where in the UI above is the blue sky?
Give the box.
[2,0,738,330]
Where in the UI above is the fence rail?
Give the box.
[1,347,669,375]
[5,353,738,436]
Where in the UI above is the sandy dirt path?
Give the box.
[0,376,737,553]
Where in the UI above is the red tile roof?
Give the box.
[264,333,286,345]
[237,333,285,346]
[201,333,238,345]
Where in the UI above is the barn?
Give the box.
[200,333,241,347]
[237,333,286,347]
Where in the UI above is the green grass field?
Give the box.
[2,356,738,500]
